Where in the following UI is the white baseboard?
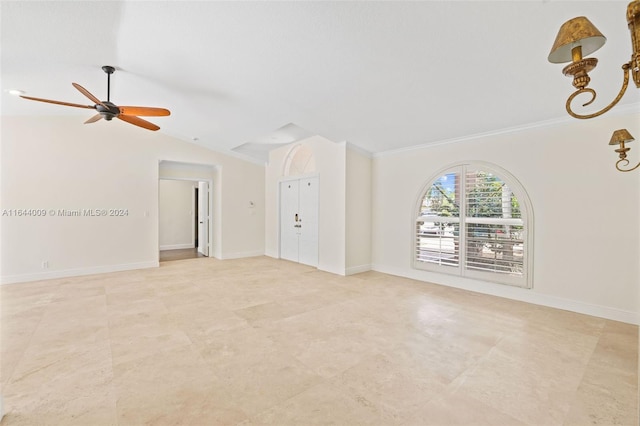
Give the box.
[346,264,372,276]
[371,263,639,325]
[1,261,159,285]
[220,250,265,260]
[159,244,194,251]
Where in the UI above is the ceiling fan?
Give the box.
[20,65,170,131]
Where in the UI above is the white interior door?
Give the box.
[280,180,300,262]
[298,177,318,267]
[279,177,318,267]
[197,181,209,256]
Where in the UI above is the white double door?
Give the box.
[279,177,318,267]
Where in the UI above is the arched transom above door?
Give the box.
[283,144,316,176]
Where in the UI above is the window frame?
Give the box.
[413,161,534,289]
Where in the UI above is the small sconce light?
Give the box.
[609,129,639,172]
[547,1,640,119]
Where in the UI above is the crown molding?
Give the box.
[373,102,640,159]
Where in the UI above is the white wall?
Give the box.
[346,146,372,274]
[372,111,640,324]
[159,179,194,250]
[1,115,265,283]
[265,146,284,259]
[266,135,346,275]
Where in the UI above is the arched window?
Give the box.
[283,144,316,177]
[414,162,533,288]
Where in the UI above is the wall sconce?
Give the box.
[609,129,639,172]
[547,1,640,119]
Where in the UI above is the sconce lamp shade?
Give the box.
[548,16,607,63]
[609,129,635,145]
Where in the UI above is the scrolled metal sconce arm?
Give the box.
[566,62,632,119]
[616,158,640,172]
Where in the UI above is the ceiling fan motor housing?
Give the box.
[96,101,120,120]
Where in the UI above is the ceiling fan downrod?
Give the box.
[102,65,115,102]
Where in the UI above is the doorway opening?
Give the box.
[159,178,211,262]
[194,187,199,248]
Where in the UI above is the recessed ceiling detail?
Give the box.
[232,123,317,163]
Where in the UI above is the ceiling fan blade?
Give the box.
[72,83,107,108]
[118,106,171,117]
[117,114,160,131]
[84,114,103,124]
[20,95,95,109]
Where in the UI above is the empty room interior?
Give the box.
[1,1,639,425]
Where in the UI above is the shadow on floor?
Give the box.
[159,248,206,262]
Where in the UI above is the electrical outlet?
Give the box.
[42,261,48,269]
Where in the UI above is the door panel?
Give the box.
[197,181,209,256]
[298,177,319,267]
[279,180,300,262]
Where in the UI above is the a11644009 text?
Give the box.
[2,209,129,217]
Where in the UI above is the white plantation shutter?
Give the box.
[464,169,525,282]
[415,217,460,267]
[415,171,461,269]
[415,164,531,288]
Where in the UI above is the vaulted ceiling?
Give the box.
[2,1,639,162]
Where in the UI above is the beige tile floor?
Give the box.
[0,256,637,425]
